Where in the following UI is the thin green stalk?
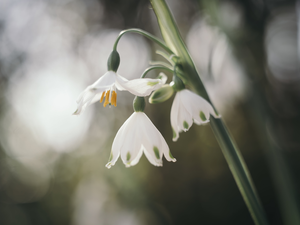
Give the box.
[149,61,173,70]
[150,0,269,224]
[113,28,174,55]
[156,50,175,66]
[141,66,173,78]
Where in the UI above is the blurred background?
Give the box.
[0,0,299,224]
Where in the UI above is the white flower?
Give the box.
[106,112,176,168]
[73,71,166,115]
[171,89,221,141]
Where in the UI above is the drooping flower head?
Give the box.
[106,97,176,168]
[149,73,221,141]
[73,51,167,115]
[171,89,220,141]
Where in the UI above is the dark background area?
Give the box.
[0,0,299,224]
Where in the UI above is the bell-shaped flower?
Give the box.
[106,112,176,168]
[171,89,221,141]
[73,71,167,115]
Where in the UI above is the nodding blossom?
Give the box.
[171,89,221,141]
[106,112,176,168]
[73,71,167,115]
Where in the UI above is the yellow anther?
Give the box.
[103,90,110,107]
[111,91,117,106]
[100,91,105,103]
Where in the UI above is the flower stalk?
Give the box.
[113,28,174,55]
[149,0,269,224]
[141,66,173,78]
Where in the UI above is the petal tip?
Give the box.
[125,164,131,168]
[172,137,179,142]
[105,163,112,169]
[72,109,80,115]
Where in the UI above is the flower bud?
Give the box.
[107,50,120,72]
[149,85,174,104]
[133,96,146,112]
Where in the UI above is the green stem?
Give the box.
[150,0,269,224]
[156,50,175,66]
[210,118,268,225]
[141,66,173,78]
[113,29,175,55]
[149,61,173,70]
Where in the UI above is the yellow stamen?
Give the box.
[111,91,117,106]
[100,92,105,103]
[103,90,110,107]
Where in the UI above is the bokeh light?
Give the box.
[0,0,299,225]
[187,17,247,114]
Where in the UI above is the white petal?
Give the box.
[157,72,168,84]
[115,76,165,96]
[73,89,97,115]
[91,71,117,88]
[170,93,181,141]
[106,113,135,168]
[143,147,162,167]
[114,74,128,91]
[89,92,104,104]
[177,92,193,131]
[169,91,193,141]
[181,90,220,124]
[140,113,175,164]
[74,71,117,115]
[118,113,144,167]
[128,147,144,167]
[138,114,163,166]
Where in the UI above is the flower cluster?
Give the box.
[74,49,220,169]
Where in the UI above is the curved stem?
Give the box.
[156,50,175,66]
[113,29,175,55]
[149,61,173,70]
[141,66,173,78]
